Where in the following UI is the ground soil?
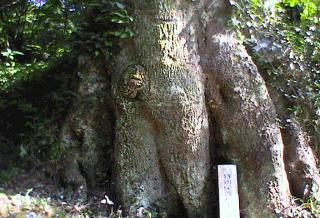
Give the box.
[0,168,118,218]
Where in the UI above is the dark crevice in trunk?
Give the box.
[205,101,219,217]
[78,162,89,188]
[158,157,188,217]
[206,102,240,218]
[205,80,236,217]
[106,107,117,200]
[281,121,320,202]
[169,199,188,218]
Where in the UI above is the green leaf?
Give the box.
[12,51,24,56]
[110,12,127,18]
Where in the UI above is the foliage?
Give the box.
[0,0,133,165]
[0,0,133,91]
[0,0,73,92]
[281,0,318,21]
[73,0,134,58]
[0,56,78,166]
[0,48,48,91]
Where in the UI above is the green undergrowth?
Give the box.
[0,0,133,166]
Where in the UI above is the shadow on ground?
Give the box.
[0,168,119,218]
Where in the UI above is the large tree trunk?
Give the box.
[110,0,320,217]
[58,0,320,217]
[204,32,291,216]
[112,1,211,216]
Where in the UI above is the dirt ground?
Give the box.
[0,168,121,218]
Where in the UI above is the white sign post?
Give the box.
[218,165,240,218]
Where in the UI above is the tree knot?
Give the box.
[121,65,146,99]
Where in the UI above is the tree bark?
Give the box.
[110,0,320,217]
[59,56,114,199]
[203,32,291,216]
[112,1,211,216]
[57,0,320,217]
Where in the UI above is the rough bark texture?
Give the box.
[111,0,292,217]
[204,32,291,216]
[55,0,320,217]
[110,0,320,217]
[283,120,320,201]
[59,56,114,199]
[112,1,211,216]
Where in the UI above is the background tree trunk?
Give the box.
[59,56,114,199]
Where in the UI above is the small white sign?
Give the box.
[218,165,240,218]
